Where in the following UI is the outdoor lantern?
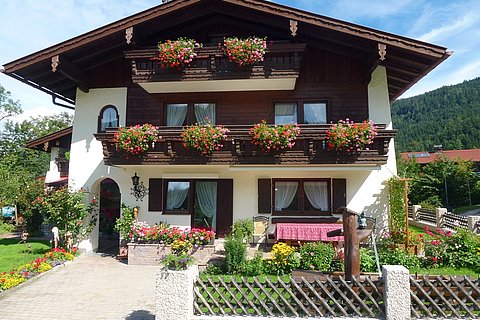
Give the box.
[130,172,148,201]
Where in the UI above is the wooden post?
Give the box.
[341,207,359,281]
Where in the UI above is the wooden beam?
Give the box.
[51,55,89,93]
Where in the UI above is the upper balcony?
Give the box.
[125,42,306,93]
[94,124,396,167]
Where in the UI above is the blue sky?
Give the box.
[1,0,479,122]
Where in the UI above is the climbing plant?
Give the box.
[388,177,407,245]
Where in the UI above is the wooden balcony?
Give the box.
[125,42,306,83]
[94,124,396,166]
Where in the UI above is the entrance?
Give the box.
[192,181,217,230]
[98,178,121,254]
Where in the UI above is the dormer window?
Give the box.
[98,105,119,132]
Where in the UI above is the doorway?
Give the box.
[98,178,121,254]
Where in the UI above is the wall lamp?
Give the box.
[131,172,148,201]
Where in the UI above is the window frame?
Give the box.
[97,105,119,133]
[164,102,218,126]
[272,178,331,216]
[273,100,329,125]
[163,179,193,215]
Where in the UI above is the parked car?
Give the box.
[2,206,15,224]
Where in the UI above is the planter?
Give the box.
[128,243,215,266]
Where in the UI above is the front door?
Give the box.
[98,178,121,254]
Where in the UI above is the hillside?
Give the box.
[391,77,480,152]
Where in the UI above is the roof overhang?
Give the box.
[26,126,73,152]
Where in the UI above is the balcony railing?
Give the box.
[125,42,306,83]
[94,124,396,166]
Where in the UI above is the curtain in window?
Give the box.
[275,103,297,124]
[100,107,118,131]
[167,104,188,126]
[196,181,217,230]
[304,103,326,124]
[166,182,190,210]
[304,181,328,210]
[194,103,215,125]
[274,181,298,211]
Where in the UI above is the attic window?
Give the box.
[98,105,119,132]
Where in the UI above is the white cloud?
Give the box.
[418,12,478,43]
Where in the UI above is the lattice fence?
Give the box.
[410,275,480,318]
[194,275,384,318]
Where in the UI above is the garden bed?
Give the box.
[128,243,215,266]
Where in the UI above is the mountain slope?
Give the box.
[392,77,480,152]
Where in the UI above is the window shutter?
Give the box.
[258,179,272,214]
[332,179,346,214]
[148,179,163,211]
[216,179,233,237]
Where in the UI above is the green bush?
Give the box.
[224,236,247,274]
[379,248,421,270]
[203,261,226,275]
[360,248,377,273]
[0,222,16,235]
[244,252,265,276]
[298,242,335,271]
[231,219,254,242]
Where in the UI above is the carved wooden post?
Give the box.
[341,207,360,281]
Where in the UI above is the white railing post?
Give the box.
[436,208,447,228]
[467,216,480,233]
[382,265,410,320]
[412,205,421,222]
[155,265,198,320]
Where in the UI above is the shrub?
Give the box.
[250,120,300,153]
[231,219,254,242]
[0,222,16,235]
[379,248,421,270]
[203,262,226,275]
[224,237,247,274]
[244,252,265,276]
[264,242,300,275]
[223,36,267,66]
[326,119,377,153]
[298,242,335,271]
[114,204,135,241]
[114,123,159,156]
[360,248,377,273]
[182,122,229,155]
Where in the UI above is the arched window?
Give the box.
[98,105,119,132]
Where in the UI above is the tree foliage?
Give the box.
[0,84,22,122]
[392,77,480,152]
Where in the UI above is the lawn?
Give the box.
[0,238,51,272]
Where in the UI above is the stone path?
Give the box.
[0,254,159,320]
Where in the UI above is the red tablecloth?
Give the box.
[275,223,344,242]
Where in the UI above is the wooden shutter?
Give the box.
[148,179,163,211]
[258,178,272,214]
[332,179,346,214]
[216,179,233,237]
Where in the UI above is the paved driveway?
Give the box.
[0,254,159,320]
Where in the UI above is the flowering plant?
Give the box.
[223,36,267,66]
[250,120,300,153]
[171,239,193,255]
[326,119,377,153]
[264,242,300,275]
[114,123,159,156]
[186,228,215,245]
[155,37,200,68]
[182,121,229,155]
[128,222,215,246]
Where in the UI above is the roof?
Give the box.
[26,126,73,152]
[1,0,450,104]
[400,149,480,164]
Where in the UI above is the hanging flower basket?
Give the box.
[223,36,267,66]
[114,123,159,156]
[250,120,300,153]
[181,122,229,155]
[155,37,200,69]
[326,119,377,153]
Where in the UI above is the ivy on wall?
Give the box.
[388,177,407,241]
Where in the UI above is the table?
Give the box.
[275,223,344,242]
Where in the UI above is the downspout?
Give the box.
[52,96,75,110]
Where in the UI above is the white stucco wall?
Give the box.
[45,146,61,183]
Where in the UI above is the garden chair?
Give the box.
[252,215,269,250]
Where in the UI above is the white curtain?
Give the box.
[166,182,190,210]
[275,103,297,124]
[304,103,326,124]
[196,181,217,230]
[167,104,188,126]
[100,107,118,131]
[304,181,329,210]
[194,103,215,125]
[274,181,298,211]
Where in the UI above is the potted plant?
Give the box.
[113,205,135,257]
[114,123,159,156]
[155,37,200,69]
[223,36,267,66]
[181,121,229,155]
[250,120,300,153]
[326,119,377,153]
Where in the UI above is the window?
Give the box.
[165,181,190,211]
[98,105,119,132]
[273,179,330,215]
[304,102,327,124]
[274,101,327,125]
[166,102,216,126]
[275,102,297,125]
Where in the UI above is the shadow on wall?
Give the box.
[125,309,155,320]
[363,179,390,235]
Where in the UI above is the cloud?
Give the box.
[417,12,478,43]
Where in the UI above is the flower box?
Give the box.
[127,243,215,266]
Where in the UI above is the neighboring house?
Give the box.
[2,0,449,252]
[401,148,480,172]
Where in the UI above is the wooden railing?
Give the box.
[125,42,306,83]
[94,124,396,166]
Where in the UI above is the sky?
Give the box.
[1,0,479,123]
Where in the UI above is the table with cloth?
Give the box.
[275,223,344,244]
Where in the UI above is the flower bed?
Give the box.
[0,247,77,292]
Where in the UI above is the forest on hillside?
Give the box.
[392,77,480,153]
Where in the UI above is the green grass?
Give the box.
[0,238,51,272]
[409,225,427,235]
[410,267,479,277]
[0,222,16,235]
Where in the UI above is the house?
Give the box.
[401,147,480,172]
[2,0,449,252]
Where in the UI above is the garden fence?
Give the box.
[409,205,480,234]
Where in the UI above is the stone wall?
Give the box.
[128,243,215,266]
